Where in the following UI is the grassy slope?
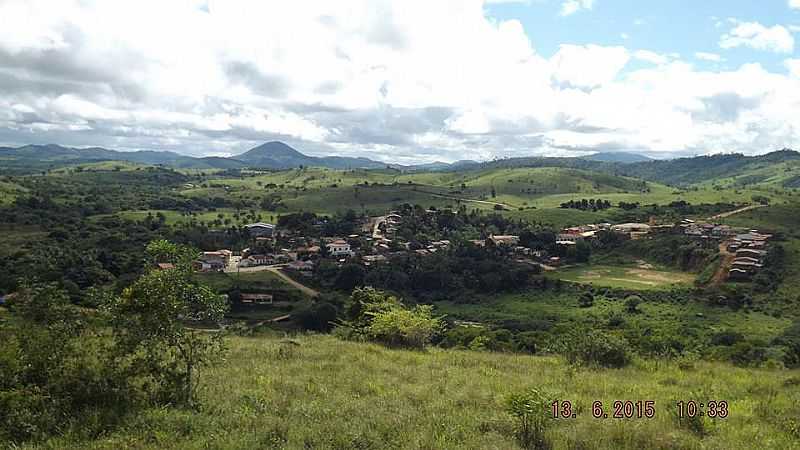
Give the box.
[435,292,789,345]
[34,333,800,450]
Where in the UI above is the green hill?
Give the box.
[34,333,800,450]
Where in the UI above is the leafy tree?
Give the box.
[106,241,228,406]
[625,295,642,313]
[578,292,594,308]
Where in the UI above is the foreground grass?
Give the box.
[31,333,800,449]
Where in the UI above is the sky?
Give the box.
[1,0,799,163]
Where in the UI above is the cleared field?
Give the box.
[555,264,696,290]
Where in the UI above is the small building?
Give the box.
[326,239,354,257]
[736,248,765,259]
[197,250,231,271]
[239,254,274,267]
[612,223,651,235]
[362,254,388,266]
[287,260,314,272]
[728,268,751,280]
[156,262,175,270]
[240,293,273,305]
[557,233,583,243]
[245,222,276,237]
[489,235,520,246]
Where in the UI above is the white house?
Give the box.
[245,222,276,237]
[326,239,354,257]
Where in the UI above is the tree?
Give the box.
[106,241,228,406]
[578,292,594,308]
[625,295,642,314]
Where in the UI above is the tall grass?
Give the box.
[30,333,800,449]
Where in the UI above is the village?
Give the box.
[192,207,774,294]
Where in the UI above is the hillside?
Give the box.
[32,333,800,450]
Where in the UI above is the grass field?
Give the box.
[435,291,790,345]
[555,263,696,291]
[31,333,800,449]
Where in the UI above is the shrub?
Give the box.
[710,330,744,346]
[367,304,444,349]
[730,340,767,367]
[504,388,552,449]
[578,292,594,308]
[566,331,631,368]
[625,295,642,313]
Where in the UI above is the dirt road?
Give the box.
[225,263,319,297]
[265,267,320,298]
[709,241,734,287]
[707,204,765,221]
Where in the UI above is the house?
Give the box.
[362,254,387,266]
[736,248,765,259]
[240,293,273,305]
[547,256,562,266]
[245,222,276,237]
[612,223,651,239]
[287,260,314,272]
[239,254,274,267]
[557,233,583,243]
[489,235,520,246]
[728,268,751,280]
[326,239,354,257]
[156,262,175,270]
[197,250,231,271]
[470,239,487,247]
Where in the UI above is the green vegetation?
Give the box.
[555,263,695,290]
[24,333,800,449]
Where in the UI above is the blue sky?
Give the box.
[487,0,798,72]
[1,0,799,162]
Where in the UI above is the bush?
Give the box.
[578,292,594,308]
[710,330,744,346]
[367,304,444,349]
[625,295,642,313]
[730,340,768,367]
[505,388,553,449]
[565,331,631,368]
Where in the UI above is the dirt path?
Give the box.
[414,188,516,209]
[707,204,765,221]
[265,267,320,298]
[709,241,734,287]
[226,263,320,297]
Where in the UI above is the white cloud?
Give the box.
[786,59,800,77]
[695,52,724,62]
[620,33,630,40]
[0,0,799,161]
[550,44,629,89]
[720,21,794,53]
[790,0,800,10]
[560,0,594,17]
[634,50,669,65]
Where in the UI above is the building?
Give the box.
[612,223,651,234]
[362,254,387,266]
[245,222,276,237]
[326,239,354,257]
[197,250,231,271]
[287,260,314,273]
[240,293,273,305]
[239,254,274,267]
[489,235,520,246]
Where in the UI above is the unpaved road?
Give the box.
[707,204,765,221]
[225,263,319,297]
[709,241,734,287]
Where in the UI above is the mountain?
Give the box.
[616,149,800,186]
[234,141,386,169]
[583,152,652,163]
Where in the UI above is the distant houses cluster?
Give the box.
[727,231,772,280]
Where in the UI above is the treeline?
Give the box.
[559,198,613,211]
[0,241,228,444]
